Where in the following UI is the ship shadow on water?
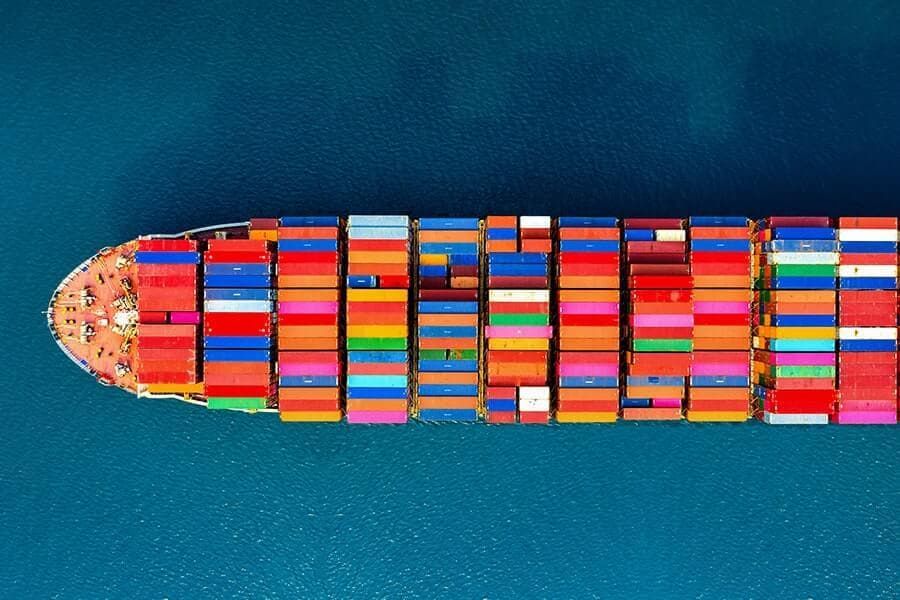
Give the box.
[114,37,900,235]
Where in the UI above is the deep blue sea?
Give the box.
[2,1,899,597]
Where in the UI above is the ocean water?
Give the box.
[2,1,899,597]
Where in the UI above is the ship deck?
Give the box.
[47,242,139,392]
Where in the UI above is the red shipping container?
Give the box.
[486,386,517,398]
[487,412,516,423]
[558,251,619,264]
[690,251,750,264]
[627,252,687,264]
[277,313,338,326]
[379,275,410,289]
[695,314,749,326]
[628,264,689,275]
[557,400,619,412]
[690,263,752,276]
[278,251,338,263]
[487,351,549,363]
[136,263,198,276]
[206,239,270,252]
[278,262,338,276]
[139,372,197,384]
[629,275,693,289]
[138,311,168,324]
[137,348,196,361]
[137,275,198,288]
[839,253,897,265]
[838,217,898,228]
[519,412,549,424]
[279,398,340,412]
[204,313,271,335]
[559,314,619,327]
[631,290,693,302]
[488,301,549,314]
[348,239,408,252]
[138,239,198,251]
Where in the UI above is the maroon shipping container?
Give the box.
[138,311,168,324]
[250,217,279,229]
[766,216,832,227]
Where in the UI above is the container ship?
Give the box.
[47,216,900,425]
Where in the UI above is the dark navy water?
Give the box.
[3,2,899,597]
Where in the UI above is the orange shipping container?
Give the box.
[278,337,339,351]
[419,337,478,350]
[418,372,478,385]
[418,314,478,327]
[278,275,339,289]
[418,396,478,409]
[278,325,339,338]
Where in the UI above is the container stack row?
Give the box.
[484,216,553,424]
[555,217,621,423]
[834,217,898,424]
[276,216,342,422]
[621,219,692,420]
[248,218,279,242]
[415,218,481,422]
[753,217,837,424]
[202,239,274,410]
[134,239,201,387]
[345,215,411,424]
[686,217,752,422]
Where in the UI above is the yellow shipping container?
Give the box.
[686,410,748,422]
[756,326,835,339]
[144,383,204,394]
[280,411,342,422]
[347,289,408,302]
[419,254,448,266]
[487,338,550,351]
[556,412,618,423]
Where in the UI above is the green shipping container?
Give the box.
[768,366,836,378]
[348,337,407,350]
[207,397,267,410]
[488,313,549,326]
[632,339,693,352]
[768,264,837,277]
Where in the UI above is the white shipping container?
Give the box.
[347,226,409,240]
[655,229,686,242]
[488,290,550,302]
[837,228,898,242]
[204,300,273,313]
[838,265,898,278]
[519,397,550,412]
[764,412,829,425]
[518,386,550,401]
[520,215,551,229]
[838,327,897,340]
[768,252,839,265]
[348,215,409,227]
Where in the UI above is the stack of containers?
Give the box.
[753,217,837,424]
[249,218,279,242]
[416,218,481,422]
[202,239,274,410]
[554,217,621,423]
[134,239,200,386]
[622,218,692,420]
[687,217,752,422]
[834,217,898,424]
[484,216,552,424]
[345,215,410,424]
[276,217,342,422]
